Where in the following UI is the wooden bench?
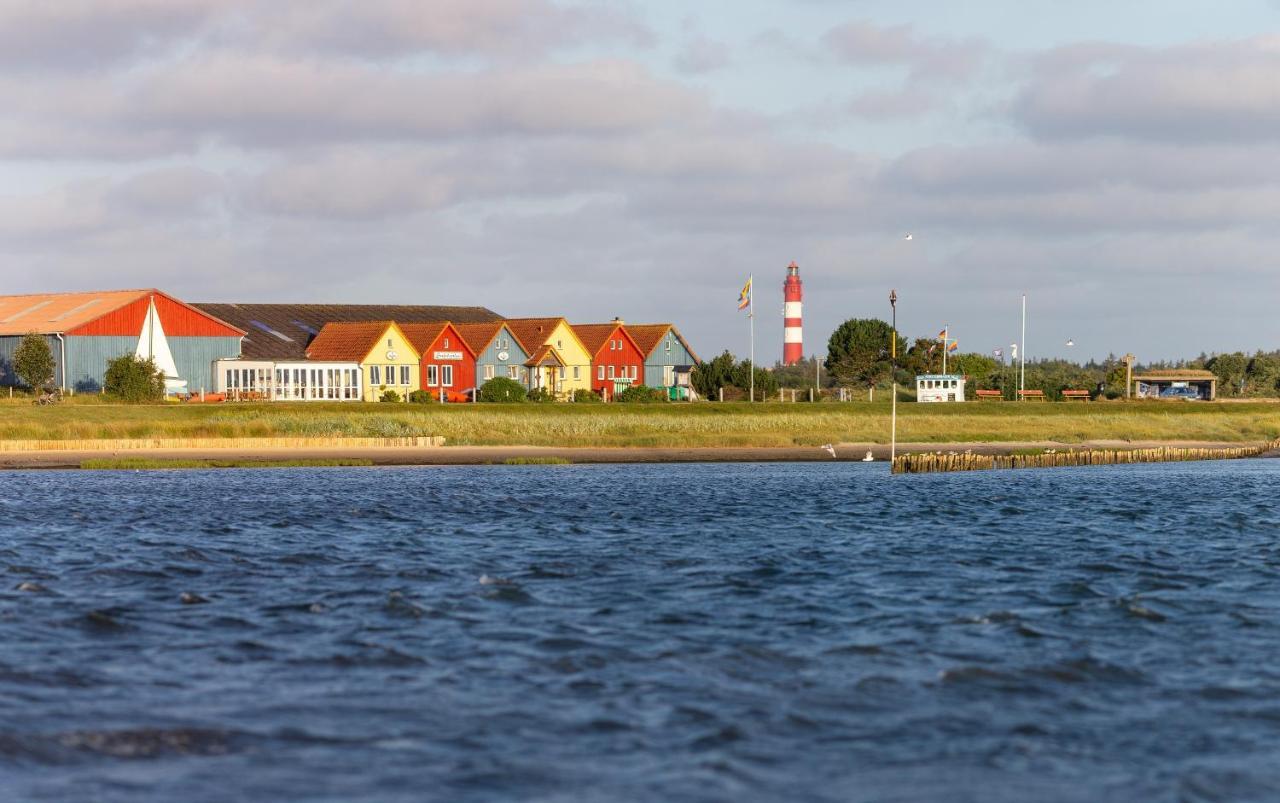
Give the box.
[1061,389,1090,402]
[1018,389,1046,401]
[975,389,1003,401]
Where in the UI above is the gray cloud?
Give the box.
[674,34,732,74]
[823,21,987,80]
[1015,36,1280,142]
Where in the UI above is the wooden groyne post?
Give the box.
[891,439,1280,475]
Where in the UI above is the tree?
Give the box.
[1207,352,1248,396]
[825,318,905,390]
[690,350,736,398]
[13,332,55,391]
[948,353,1000,387]
[478,377,527,402]
[103,354,165,402]
[730,360,778,401]
[901,337,942,378]
[1246,353,1280,396]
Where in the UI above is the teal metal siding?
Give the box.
[0,335,60,388]
[644,333,697,387]
[475,328,530,388]
[64,336,135,391]
[170,336,242,392]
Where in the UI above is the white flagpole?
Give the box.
[942,325,949,374]
[1019,293,1026,400]
[748,275,754,403]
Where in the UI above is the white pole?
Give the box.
[1019,294,1026,400]
[748,275,754,403]
[942,325,949,375]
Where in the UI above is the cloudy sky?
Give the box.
[3,0,1278,362]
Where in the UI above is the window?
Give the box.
[371,365,381,385]
[608,366,615,379]
[559,367,565,379]
[427,365,438,386]
[484,365,495,380]
[443,338,449,348]
[557,339,562,349]
[442,365,453,387]
[400,366,410,385]
[630,366,637,380]
[573,366,580,379]
[663,366,674,386]
[507,365,518,379]
[665,337,672,353]
[387,338,393,349]
[598,366,605,380]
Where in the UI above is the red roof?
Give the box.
[305,321,410,362]
[571,322,641,358]
[503,318,566,352]
[627,323,699,363]
[524,344,565,367]
[454,321,520,355]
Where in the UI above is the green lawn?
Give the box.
[2,397,1277,447]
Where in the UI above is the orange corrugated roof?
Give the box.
[306,321,408,362]
[627,324,671,357]
[0,289,151,335]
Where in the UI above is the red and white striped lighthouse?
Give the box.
[783,261,803,365]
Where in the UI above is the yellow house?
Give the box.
[505,318,592,397]
[305,321,420,402]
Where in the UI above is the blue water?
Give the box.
[2,461,1280,802]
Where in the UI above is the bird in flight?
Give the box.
[903,233,913,240]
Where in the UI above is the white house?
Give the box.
[916,374,966,402]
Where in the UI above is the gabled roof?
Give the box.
[628,323,700,363]
[571,322,641,358]
[0,289,243,337]
[454,321,524,356]
[305,321,418,363]
[504,317,589,358]
[193,302,501,360]
[400,322,477,359]
[524,344,565,367]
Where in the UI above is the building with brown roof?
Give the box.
[400,322,477,401]
[306,321,421,402]
[571,320,644,398]
[455,321,532,387]
[503,317,592,397]
[628,323,700,394]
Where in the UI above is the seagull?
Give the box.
[1066,339,1075,347]
[821,443,837,459]
[862,450,874,462]
[903,233,913,241]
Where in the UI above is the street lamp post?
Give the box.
[890,289,898,467]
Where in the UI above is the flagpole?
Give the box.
[889,289,897,468]
[942,325,949,374]
[749,275,754,403]
[1019,293,1026,401]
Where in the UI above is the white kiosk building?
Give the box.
[916,374,966,403]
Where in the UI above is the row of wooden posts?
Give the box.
[891,440,1280,475]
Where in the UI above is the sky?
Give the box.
[2,0,1279,364]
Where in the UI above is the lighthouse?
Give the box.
[783,261,803,365]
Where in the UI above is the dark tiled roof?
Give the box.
[192,302,501,360]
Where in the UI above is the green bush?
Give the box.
[526,387,556,403]
[379,389,402,403]
[571,388,601,403]
[407,390,434,404]
[103,354,165,403]
[13,332,55,391]
[616,385,666,403]
[479,377,527,403]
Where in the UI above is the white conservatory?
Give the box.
[916,374,966,403]
[213,359,363,401]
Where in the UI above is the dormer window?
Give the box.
[444,338,449,348]
[387,338,393,348]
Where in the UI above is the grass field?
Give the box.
[2,397,1277,448]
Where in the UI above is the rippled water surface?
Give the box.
[2,461,1280,802]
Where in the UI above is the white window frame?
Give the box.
[484,364,495,380]
[370,365,381,385]
[441,365,453,387]
[508,365,519,379]
[608,366,615,379]
[598,365,605,380]
[427,365,439,386]
[400,365,410,386]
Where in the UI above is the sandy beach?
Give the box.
[4,440,1276,469]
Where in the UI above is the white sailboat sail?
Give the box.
[135,297,187,393]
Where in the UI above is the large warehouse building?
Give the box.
[0,289,244,393]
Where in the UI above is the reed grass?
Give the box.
[3,398,1277,448]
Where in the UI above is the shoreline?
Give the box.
[4,440,1276,469]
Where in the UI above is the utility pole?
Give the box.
[890,289,898,466]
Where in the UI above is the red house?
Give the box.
[400,321,477,401]
[571,319,645,399]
